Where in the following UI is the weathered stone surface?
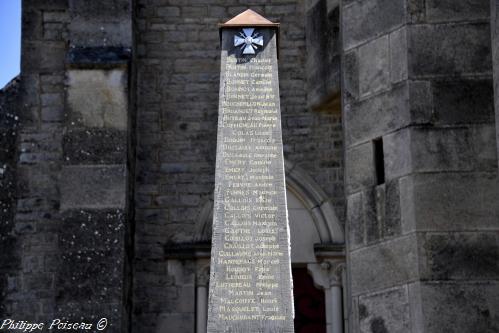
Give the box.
[57,248,123,302]
[421,232,499,281]
[343,50,359,102]
[60,165,127,210]
[344,83,409,146]
[493,0,499,169]
[433,79,494,125]
[155,313,195,333]
[0,79,21,318]
[409,125,497,173]
[389,27,407,84]
[347,192,364,249]
[426,0,490,23]
[400,173,499,233]
[347,180,401,250]
[306,0,340,108]
[342,0,405,50]
[419,282,499,333]
[67,47,132,67]
[350,235,419,296]
[63,128,127,164]
[408,23,491,77]
[345,141,375,194]
[383,129,411,181]
[68,0,132,47]
[383,179,401,238]
[384,125,497,180]
[408,80,433,124]
[21,41,66,73]
[60,209,125,252]
[359,35,389,97]
[358,286,410,333]
[66,69,128,130]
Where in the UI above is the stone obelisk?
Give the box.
[207,10,294,333]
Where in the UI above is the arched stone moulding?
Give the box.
[194,159,345,245]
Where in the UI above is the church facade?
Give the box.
[0,0,498,332]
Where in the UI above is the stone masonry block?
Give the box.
[358,286,410,333]
[57,248,123,302]
[343,0,406,50]
[155,313,194,333]
[409,125,497,173]
[359,35,389,97]
[350,234,419,296]
[364,187,380,243]
[408,23,491,77]
[383,179,401,238]
[383,129,411,181]
[67,69,128,130]
[60,165,127,210]
[347,192,365,249]
[22,41,66,73]
[408,80,433,123]
[68,0,132,47]
[400,173,499,233]
[426,0,490,23]
[60,209,125,252]
[343,50,359,102]
[433,79,494,125]
[63,128,127,164]
[389,26,407,84]
[345,141,375,194]
[421,232,499,281]
[384,125,497,180]
[419,282,499,333]
[407,0,425,23]
[69,20,132,48]
[344,83,409,147]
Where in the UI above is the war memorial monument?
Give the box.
[0,1,498,332]
[207,10,295,333]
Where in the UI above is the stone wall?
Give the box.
[4,1,133,331]
[0,78,21,318]
[341,0,499,332]
[493,0,499,168]
[2,0,499,332]
[132,0,344,331]
[305,0,340,110]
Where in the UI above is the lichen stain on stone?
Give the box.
[370,316,388,333]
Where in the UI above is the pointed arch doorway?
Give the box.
[167,162,347,333]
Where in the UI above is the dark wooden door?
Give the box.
[292,267,327,333]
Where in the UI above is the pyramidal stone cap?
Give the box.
[219,9,280,56]
[219,9,280,28]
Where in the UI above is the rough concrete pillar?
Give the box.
[341,0,499,332]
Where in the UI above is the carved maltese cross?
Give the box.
[234,28,264,55]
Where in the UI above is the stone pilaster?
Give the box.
[59,2,132,331]
[341,0,499,332]
[11,1,133,331]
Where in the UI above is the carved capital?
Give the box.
[196,259,211,286]
[307,259,345,289]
